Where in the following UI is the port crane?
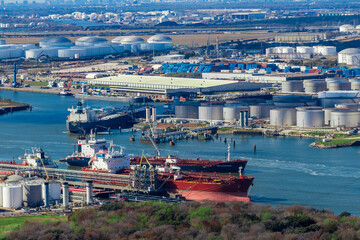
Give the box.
[11,58,22,88]
[64,60,79,91]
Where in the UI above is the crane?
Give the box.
[65,60,79,91]
[11,58,22,88]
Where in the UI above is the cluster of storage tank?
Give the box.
[282,78,360,94]
[0,35,173,60]
[266,46,336,56]
[175,103,249,126]
[269,105,360,128]
[0,176,61,209]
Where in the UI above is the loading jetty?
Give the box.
[0,98,31,115]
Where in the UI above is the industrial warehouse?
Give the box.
[87,75,272,97]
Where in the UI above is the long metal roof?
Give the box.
[91,75,239,89]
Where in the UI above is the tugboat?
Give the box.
[19,147,57,168]
[66,102,147,133]
[59,89,73,96]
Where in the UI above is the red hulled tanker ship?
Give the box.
[158,170,254,202]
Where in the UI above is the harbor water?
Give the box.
[0,90,359,215]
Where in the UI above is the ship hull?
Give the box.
[66,157,91,167]
[67,108,146,133]
[164,176,254,202]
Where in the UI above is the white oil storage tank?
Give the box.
[303,80,327,94]
[270,109,297,126]
[296,107,324,127]
[2,184,23,209]
[198,104,224,121]
[23,181,43,207]
[249,103,274,119]
[42,182,61,203]
[323,108,337,126]
[223,106,249,122]
[327,80,351,91]
[330,109,360,128]
[296,46,313,54]
[281,81,304,93]
[175,103,199,119]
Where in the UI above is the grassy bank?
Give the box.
[311,135,360,148]
[0,215,66,239]
[2,202,359,240]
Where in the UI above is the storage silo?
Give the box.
[296,107,324,127]
[23,181,43,207]
[175,103,199,119]
[147,34,173,50]
[223,106,249,122]
[2,184,23,209]
[282,47,295,54]
[351,80,360,90]
[296,46,313,54]
[270,109,297,126]
[331,109,360,128]
[315,46,337,56]
[249,103,275,119]
[323,108,337,126]
[198,104,224,121]
[266,48,273,56]
[335,103,359,110]
[327,80,351,91]
[42,182,61,203]
[303,80,327,94]
[281,81,304,93]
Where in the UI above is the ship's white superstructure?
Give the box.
[19,148,56,168]
[89,146,130,173]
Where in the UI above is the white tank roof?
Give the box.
[119,36,145,44]
[111,36,125,43]
[76,36,108,44]
[147,34,172,43]
[338,48,360,54]
[340,24,353,28]
[40,36,71,44]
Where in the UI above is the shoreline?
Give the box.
[0,87,62,95]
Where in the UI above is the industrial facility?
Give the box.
[0,34,173,60]
[266,46,337,59]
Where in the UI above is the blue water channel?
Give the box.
[0,90,359,215]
